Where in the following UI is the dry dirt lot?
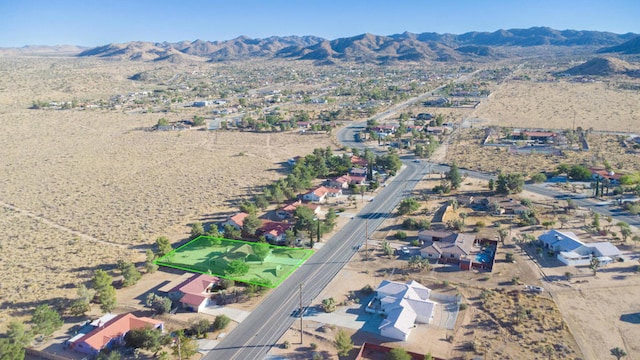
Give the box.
[0,57,335,325]
[473,80,640,133]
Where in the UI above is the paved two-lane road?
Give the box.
[206,155,426,360]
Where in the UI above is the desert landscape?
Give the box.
[1,26,640,360]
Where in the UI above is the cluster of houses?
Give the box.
[222,155,371,245]
[66,273,222,355]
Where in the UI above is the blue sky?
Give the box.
[1,0,638,47]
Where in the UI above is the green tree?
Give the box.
[284,229,296,247]
[242,213,262,237]
[397,198,420,215]
[569,165,592,181]
[590,256,601,276]
[321,298,336,313]
[192,115,205,126]
[254,195,269,209]
[388,347,412,360]
[32,305,63,337]
[92,269,112,292]
[488,178,495,191]
[446,163,462,189]
[171,331,198,360]
[252,243,271,264]
[212,315,231,331]
[227,260,249,276]
[324,208,338,230]
[0,338,25,360]
[146,293,172,314]
[189,319,211,338]
[618,222,632,242]
[157,118,169,126]
[239,202,257,215]
[223,224,242,240]
[530,172,547,183]
[155,236,173,257]
[120,261,141,287]
[145,249,158,273]
[496,172,524,195]
[1,322,32,360]
[124,327,162,353]
[497,228,509,245]
[99,285,117,313]
[69,284,95,316]
[334,329,353,356]
[610,347,627,359]
[190,222,204,239]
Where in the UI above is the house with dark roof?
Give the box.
[539,229,621,266]
[419,232,476,262]
[168,273,219,312]
[70,313,163,356]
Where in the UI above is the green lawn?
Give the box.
[155,236,313,288]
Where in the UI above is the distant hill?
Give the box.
[598,36,640,54]
[4,27,637,64]
[561,57,639,76]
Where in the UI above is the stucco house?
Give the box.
[223,212,249,230]
[70,313,163,356]
[539,229,621,266]
[276,201,321,219]
[258,221,292,244]
[168,273,219,312]
[418,230,475,262]
[302,186,330,203]
[366,280,436,341]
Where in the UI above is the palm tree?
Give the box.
[610,346,627,360]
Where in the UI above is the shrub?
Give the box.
[417,219,432,230]
[310,342,318,350]
[459,303,468,311]
[213,315,231,331]
[360,284,374,295]
[411,239,420,246]
[505,252,514,262]
[282,340,290,349]
[402,218,418,230]
[394,231,407,240]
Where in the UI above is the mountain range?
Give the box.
[4,27,639,64]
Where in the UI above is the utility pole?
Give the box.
[299,283,304,344]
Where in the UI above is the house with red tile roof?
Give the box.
[168,273,219,312]
[350,155,368,167]
[589,167,622,184]
[70,313,163,356]
[223,212,249,230]
[276,201,321,219]
[302,186,330,203]
[258,221,293,244]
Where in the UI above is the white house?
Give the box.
[366,280,436,341]
[167,274,219,313]
[539,229,621,266]
[223,212,249,230]
[302,186,330,203]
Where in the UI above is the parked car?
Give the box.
[525,285,544,293]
